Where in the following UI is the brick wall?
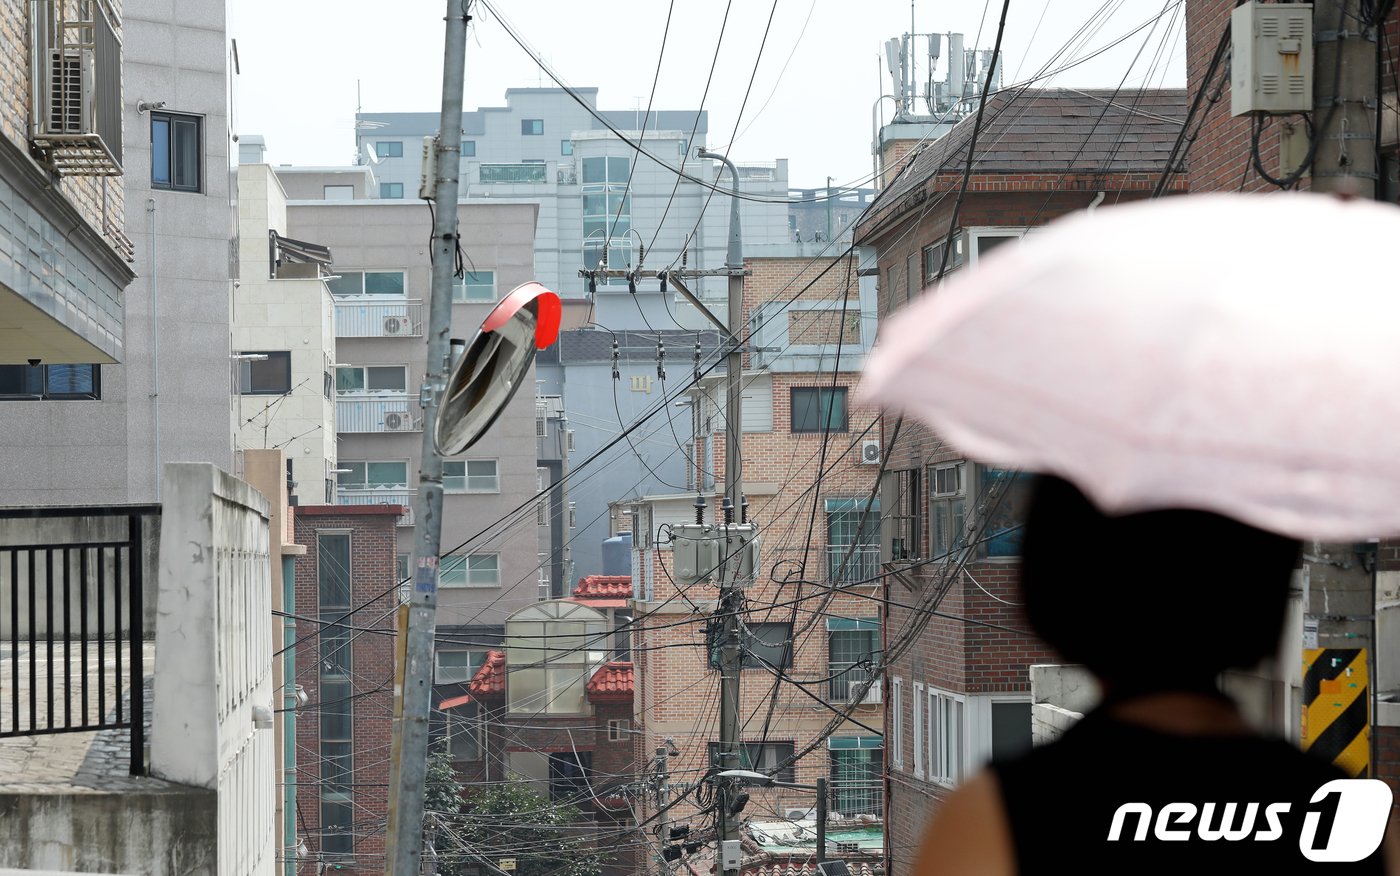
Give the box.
[292,506,400,875]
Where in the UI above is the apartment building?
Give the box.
[624,245,885,871]
[0,0,235,502]
[855,87,1188,876]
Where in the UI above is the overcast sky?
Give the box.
[229,0,1186,189]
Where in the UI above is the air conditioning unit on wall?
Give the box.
[859,439,881,465]
[383,315,414,336]
[383,411,414,431]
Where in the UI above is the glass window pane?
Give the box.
[44,364,95,395]
[0,365,42,396]
[981,469,1031,557]
[461,140,476,157]
[366,367,405,392]
[468,555,498,584]
[462,271,495,301]
[335,368,363,393]
[376,141,403,158]
[582,158,606,183]
[327,272,362,296]
[151,117,171,186]
[441,554,468,586]
[992,701,1032,760]
[363,271,405,296]
[607,157,629,181]
[561,140,573,155]
[336,462,365,488]
[380,182,403,198]
[582,193,606,216]
[173,118,200,190]
[442,461,466,492]
[318,534,352,609]
[366,462,407,487]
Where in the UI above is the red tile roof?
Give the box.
[438,693,473,710]
[574,575,631,599]
[585,660,634,702]
[467,650,506,698]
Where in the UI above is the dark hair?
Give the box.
[1020,475,1301,691]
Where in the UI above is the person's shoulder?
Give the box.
[911,771,1015,876]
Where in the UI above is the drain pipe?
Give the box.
[1086,190,1106,213]
[147,198,161,499]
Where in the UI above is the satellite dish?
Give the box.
[435,282,562,455]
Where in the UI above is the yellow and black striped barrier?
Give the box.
[1301,648,1369,778]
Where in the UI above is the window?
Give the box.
[826,498,879,586]
[548,751,591,802]
[608,719,631,741]
[505,601,608,714]
[323,370,333,400]
[882,469,922,561]
[927,687,965,786]
[375,140,404,158]
[480,163,548,183]
[380,182,404,199]
[708,741,795,783]
[561,140,573,155]
[521,119,544,135]
[912,682,925,778]
[317,531,354,856]
[790,387,848,433]
[0,364,100,400]
[396,553,411,582]
[827,618,880,701]
[335,365,408,394]
[981,468,1032,558]
[238,351,291,395]
[923,235,964,282]
[336,461,409,490]
[930,463,967,560]
[829,737,884,816]
[327,270,406,297]
[443,460,499,493]
[441,553,500,587]
[461,140,476,157]
[907,253,917,301]
[435,649,487,683]
[448,708,483,762]
[151,112,201,192]
[323,185,354,201]
[991,701,1033,761]
[582,157,631,270]
[726,621,792,670]
[452,270,497,302]
[891,678,905,769]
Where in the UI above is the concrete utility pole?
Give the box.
[1299,0,1379,781]
[697,147,746,876]
[389,3,470,873]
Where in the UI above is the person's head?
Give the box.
[1020,475,1301,693]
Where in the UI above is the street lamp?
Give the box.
[715,769,831,865]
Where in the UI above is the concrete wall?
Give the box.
[0,789,217,875]
[151,462,274,876]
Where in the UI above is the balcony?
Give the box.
[336,490,415,527]
[336,398,419,434]
[479,163,548,184]
[334,299,423,338]
[827,545,879,586]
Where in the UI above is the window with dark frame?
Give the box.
[237,351,292,395]
[930,462,967,560]
[707,741,795,784]
[548,751,591,802]
[0,364,100,400]
[521,119,544,135]
[739,621,794,669]
[151,111,201,192]
[790,386,848,433]
[883,469,923,561]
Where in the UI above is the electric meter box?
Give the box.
[1231,1,1313,116]
[671,523,759,587]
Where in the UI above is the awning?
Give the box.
[438,693,473,710]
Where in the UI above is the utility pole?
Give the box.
[1298,0,1379,781]
[815,777,828,865]
[389,3,470,874]
[654,744,670,872]
[699,147,746,876]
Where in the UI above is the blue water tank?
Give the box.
[602,532,633,576]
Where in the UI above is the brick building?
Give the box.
[623,244,887,874]
[292,504,403,873]
[1180,0,1400,811]
[434,576,638,876]
[854,87,1187,875]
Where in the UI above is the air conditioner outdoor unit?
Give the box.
[383,315,413,336]
[383,411,414,431]
[859,439,881,465]
[784,807,815,821]
[47,49,92,135]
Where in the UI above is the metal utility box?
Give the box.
[671,523,759,587]
[1231,1,1313,116]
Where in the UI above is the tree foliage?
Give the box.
[444,782,609,876]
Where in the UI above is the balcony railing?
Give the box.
[827,545,879,586]
[0,505,159,776]
[480,163,548,184]
[334,299,424,338]
[337,490,415,527]
[336,398,418,434]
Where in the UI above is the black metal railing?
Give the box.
[0,505,158,776]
